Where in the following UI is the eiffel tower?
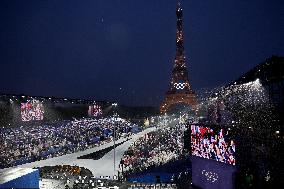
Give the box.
[160,2,197,113]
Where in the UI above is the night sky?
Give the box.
[0,0,283,106]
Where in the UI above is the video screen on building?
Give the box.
[88,105,102,117]
[21,100,44,121]
[191,125,236,165]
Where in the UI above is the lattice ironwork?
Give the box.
[160,2,197,113]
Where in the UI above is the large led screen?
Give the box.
[21,100,44,121]
[88,105,102,117]
[191,125,236,165]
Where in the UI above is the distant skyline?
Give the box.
[0,0,283,106]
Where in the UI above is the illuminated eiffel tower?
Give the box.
[160,2,197,113]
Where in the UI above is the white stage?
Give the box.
[0,168,39,189]
[2,127,155,178]
[0,168,36,185]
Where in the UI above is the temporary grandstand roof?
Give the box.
[230,55,284,85]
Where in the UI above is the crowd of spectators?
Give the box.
[0,117,136,169]
[120,123,187,177]
[191,125,236,165]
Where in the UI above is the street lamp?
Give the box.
[112,103,118,178]
[164,113,167,127]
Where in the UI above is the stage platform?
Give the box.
[0,168,39,188]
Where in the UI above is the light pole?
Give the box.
[112,103,118,178]
[164,113,167,127]
[179,112,182,124]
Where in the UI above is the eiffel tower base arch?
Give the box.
[160,93,197,114]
